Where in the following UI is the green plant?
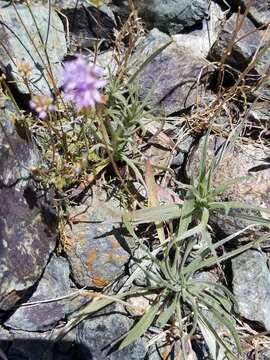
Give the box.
[2,2,270,358]
[57,130,270,359]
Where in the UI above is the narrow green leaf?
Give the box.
[145,160,165,243]
[183,237,264,275]
[128,204,182,223]
[56,297,115,341]
[208,201,270,214]
[187,296,199,337]
[198,313,238,360]
[177,191,195,237]
[119,302,161,350]
[236,213,270,227]
[156,297,177,328]
[193,281,239,313]
[199,296,242,354]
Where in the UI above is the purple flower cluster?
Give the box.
[62,56,106,111]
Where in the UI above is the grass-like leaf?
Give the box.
[119,301,160,350]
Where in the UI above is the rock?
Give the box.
[32,0,112,12]
[0,1,66,94]
[210,13,270,83]
[5,255,71,331]
[172,134,195,167]
[110,0,130,20]
[232,250,270,330]
[64,191,130,288]
[128,28,171,77]
[0,104,39,188]
[112,0,209,35]
[7,336,54,360]
[0,326,11,354]
[173,2,225,58]
[259,349,270,360]
[38,0,98,9]
[239,0,270,27]
[76,304,146,360]
[185,135,270,237]
[61,5,115,51]
[0,328,78,360]
[247,82,270,126]
[0,184,56,313]
[0,106,57,312]
[132,39,212,116]
[90,50,117,76]
[246,68,270,126]
[144,145,171,170]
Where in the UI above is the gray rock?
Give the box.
[0,104,39,188]
[0,328,77,360]
[172,134,195,167]
[110,0,130,20]
[8,337,54,360]
[32,0,111,12]
[133,39,212,116]
[185,135,270,237]
[247,75,270,125]
[259,349,270,360]
[112,0,209,35]
[89,50,117,76]
[210,13,270,82]
[5,255,71,331]
[37,0,96,8]
[173,2,225,58]
[64,191,130,288]
[232,250,270,330]
[61,5,115,51]
[239,0,270,27]
[76,304,146,360]
[0,1,66,94]
[0,106,56,311]
[248,95,270,126]
[129,28,171,75]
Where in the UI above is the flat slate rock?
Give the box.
[131,34,213,115]
[0,105,39,187]
[173,2,225,58]
[240,0,270,27]
[5,255,71,331]
[64,192,130,288]
[232,250,270,330]
[61,5,115,51]
[0,1,66,94]
[112,0,209,35]
[0,327,77,360]
[0,106,56,311]
[210,13,270,82]
[76,304,146,360]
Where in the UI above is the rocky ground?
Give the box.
[0,0,270,359]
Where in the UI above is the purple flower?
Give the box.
[62,56,106,111]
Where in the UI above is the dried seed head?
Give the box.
[17,61,32,79]
[30,94,55,119]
